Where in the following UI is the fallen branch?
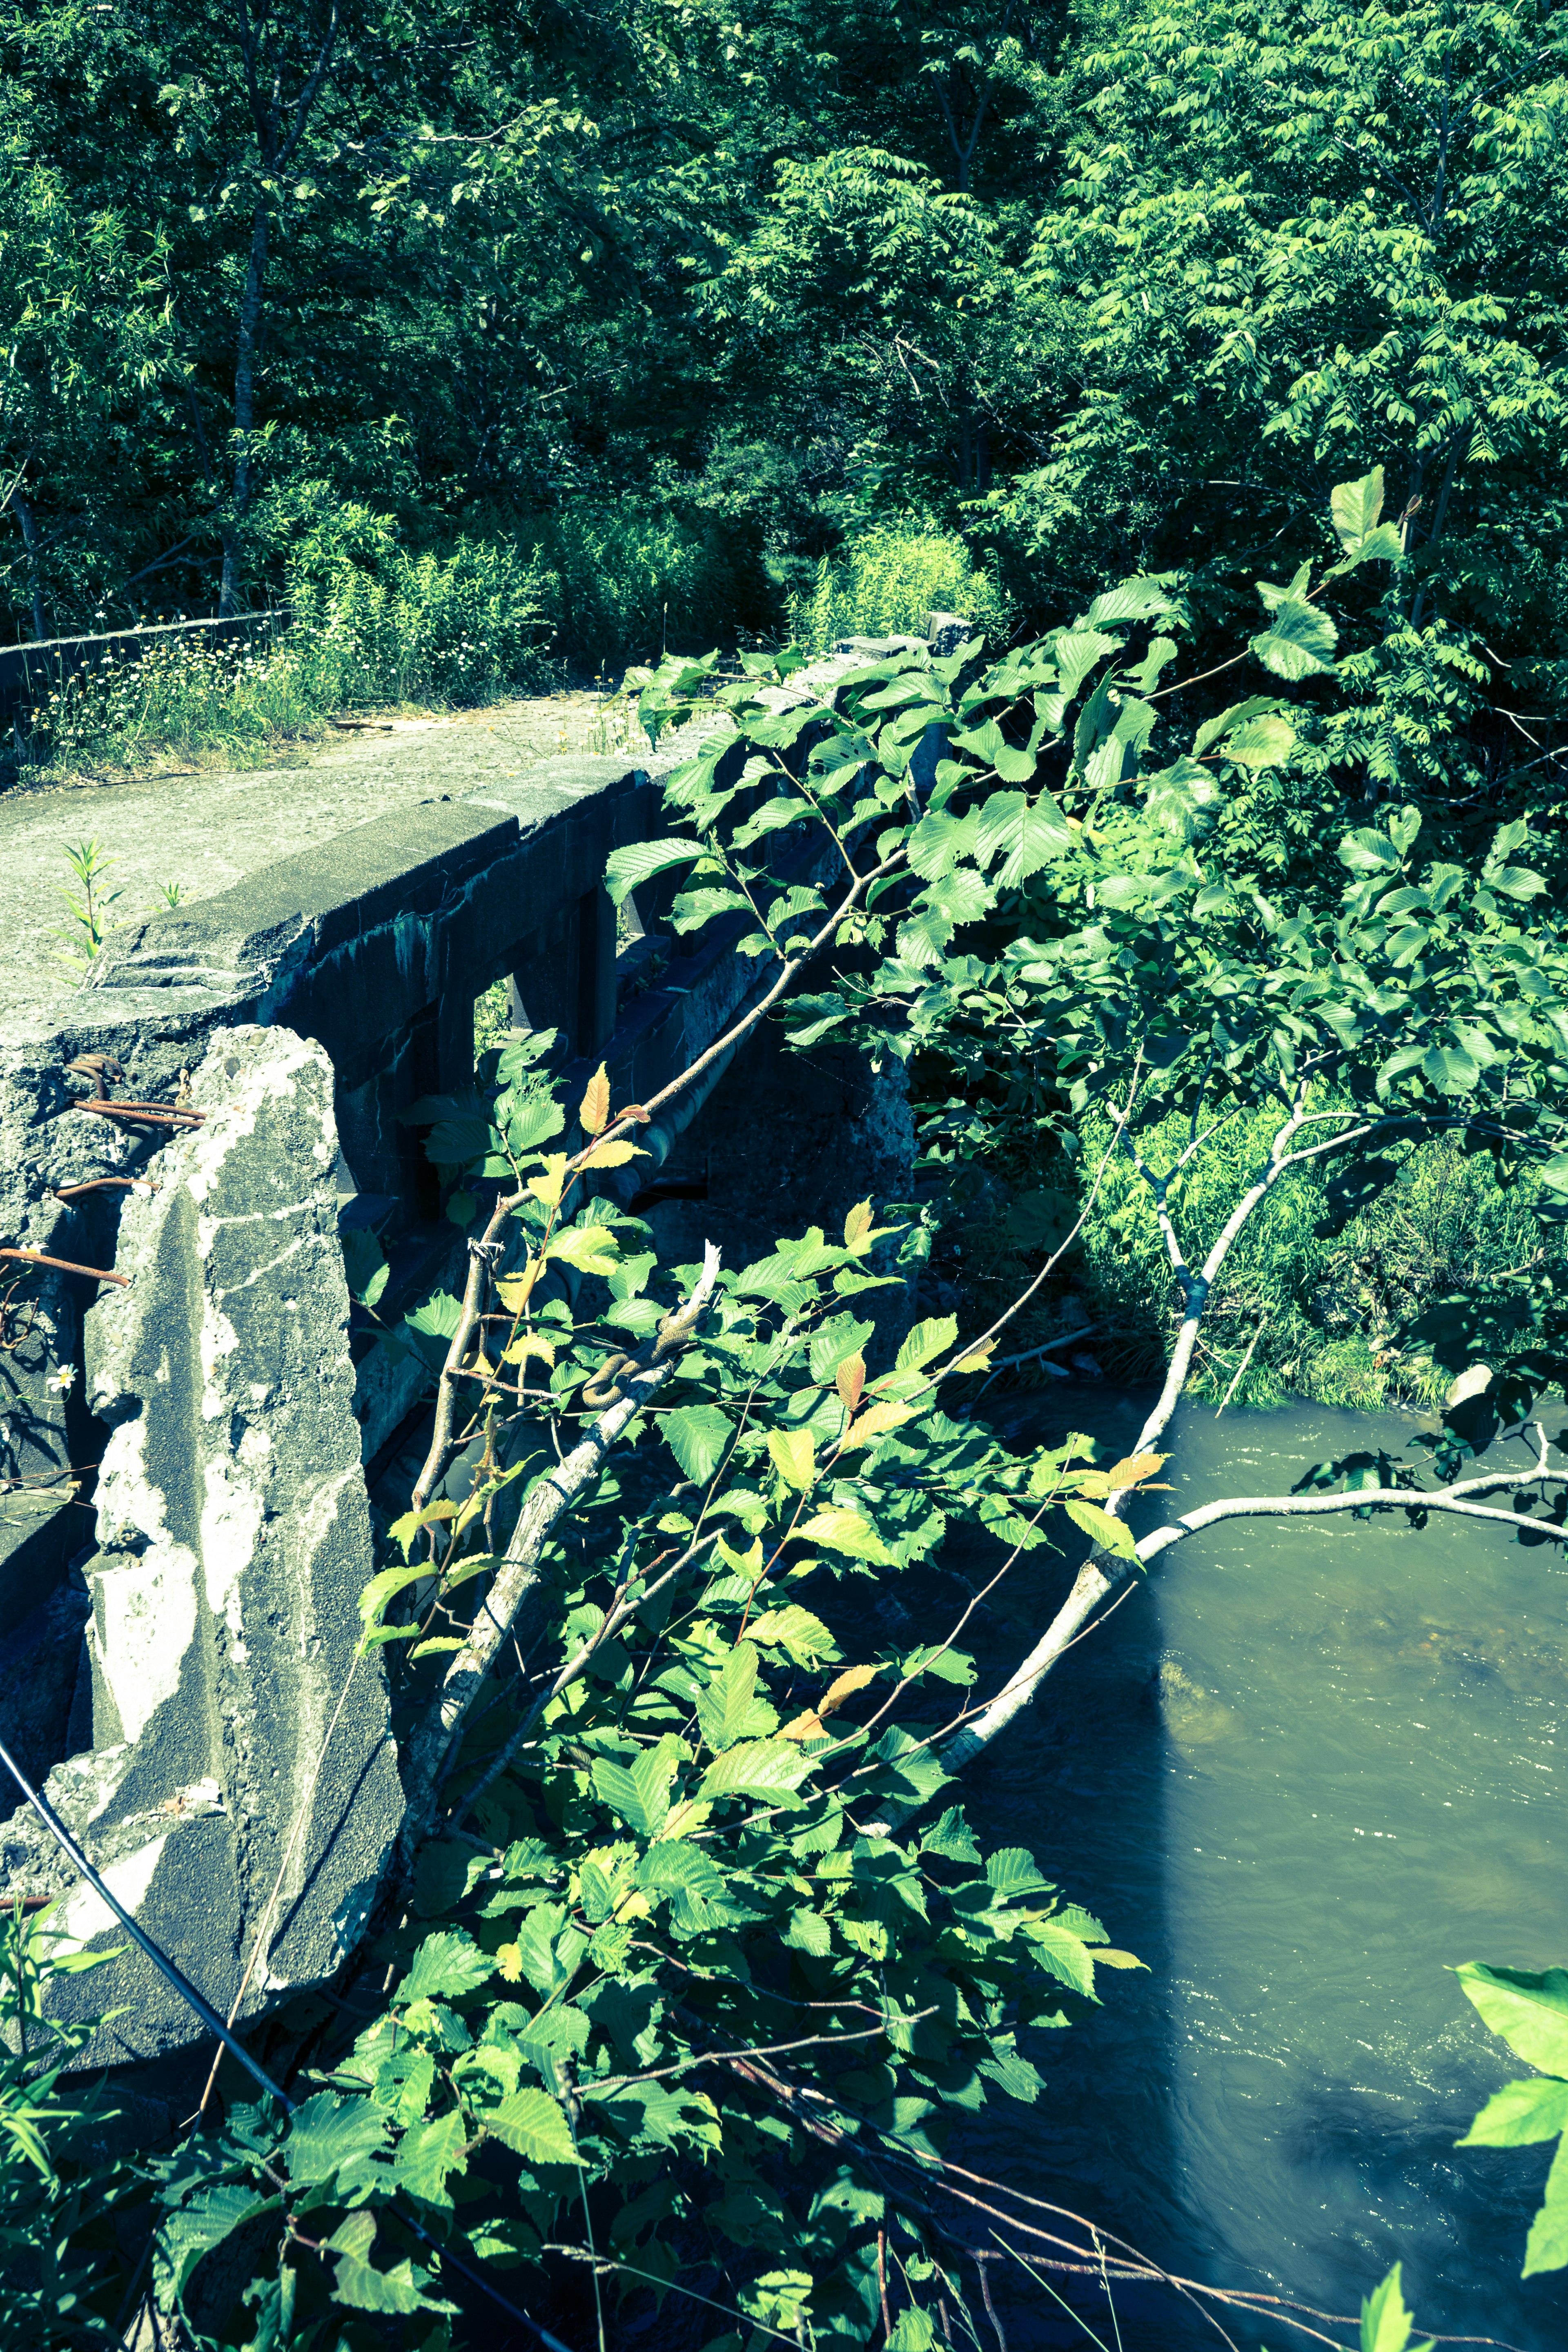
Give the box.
[398,1243,722,1862]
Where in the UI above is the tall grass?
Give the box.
[935,1104,1561,1411]
[530,503,771,670]
[20,530,553,777]
[787,517,1013,653]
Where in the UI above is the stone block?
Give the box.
[0,1025,404,2066]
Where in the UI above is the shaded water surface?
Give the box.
[943,1395,1568,2350]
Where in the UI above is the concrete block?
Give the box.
[0,1025,404,2066]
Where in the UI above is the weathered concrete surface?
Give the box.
[0,1026,403,2065]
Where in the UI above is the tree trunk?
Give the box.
[14,496,45,639]
[220,201,269,617]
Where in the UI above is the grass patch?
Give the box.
[787,517,1013,654]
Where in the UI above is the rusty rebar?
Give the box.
[52,1176,158,1200]
[0,1247,129,1287]
[69,1098,203,1128]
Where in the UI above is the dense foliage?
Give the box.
[5,0,1568,2339]
[0,0,1563,721]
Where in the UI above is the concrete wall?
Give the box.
[0,633,924,2060]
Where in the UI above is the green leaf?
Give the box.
[973,789,1074,886]
[487,2086,579,2166]
[1063,1498,1137,1559]
[699,1738,813,1804]
[767,1426,816,1491]
[398,1931,494,2004]
[1022,1918,1097,1997]
[1359,2262,1433,2352]
[1218,712,1295,771]
[1524,2141,1568,2276]
[782,1908,833,1956]
[895,1315,957,1373]
[1251,597,1338,681]
[663,1404,733,1483]
[1339,827,1403,875]
[284,2093,391,2187]
[1192,696,1281,761]
[696,1642,760,1752]
[161,2184,275,2301]
[592,1749,675,1839]
[1331,466,1385,552]
[747,1604,839,1665]
[507,1093,566,1156]
[1458,2077,1568,2148]
[1420,1043,1479,1095]
[985,1847,1056,1898]
[329,2213,441,2316]
[340,1227,390,1310]
[604,837,703,908]
[1455,1964,1568,2076]
[797,1506,897,1564]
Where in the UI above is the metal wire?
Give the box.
[0,1731,576,2351]
[0,1729,290,2107]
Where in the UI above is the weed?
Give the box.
[49,838,120,970]
[787,516,1013,653]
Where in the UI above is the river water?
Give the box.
[945,1393,1568,2351]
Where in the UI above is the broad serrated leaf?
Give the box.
[284,2093,392,2187]
[592,1749,675,1839]
[664,1403,733,1483]
[1458,2077,1568,2148]
[1359,2262,1434,2352]
[895,1316,958,1373]
[161,2184,275,2299]
[604,837,703,908]
[578,1063,609,1136]
[398,1931,494,2005]
[1251,597,1339,681]
[985,1847,1056,1898]
[1331,466,1385,552]
[767,1427,816,1491]
[488,2086,579,2165]
[747,1604,840,1665]
[797,1507,896,1564]
[1456,1964,1568,2076]
[699,1738,813,1804]
[1063,1498,1137,1559]
[696,1642,760,1752]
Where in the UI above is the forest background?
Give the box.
[7,5,1568,2349]
[2,0,1564,708]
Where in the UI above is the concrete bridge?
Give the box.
[0,637,922,2085]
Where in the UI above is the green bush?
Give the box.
[287,505,553,704]
[1073,1105,1563,1410]
[786,516,1013,653]
[529,499,773,669]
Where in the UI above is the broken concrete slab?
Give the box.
[1,1025,403,2065]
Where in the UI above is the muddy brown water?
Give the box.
[937,1392,1568,2350]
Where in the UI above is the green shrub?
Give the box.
[529,499,773,668]
[786,516,1013,653]
[1072,1105,1563,1410]
[287,507,553,704]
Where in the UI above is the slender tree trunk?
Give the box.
[220,200,269,617]
[14,496,45,639]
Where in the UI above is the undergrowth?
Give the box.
[787,518,1013,654]
[933,1109,1563,1412]
[8,508,1009,784]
